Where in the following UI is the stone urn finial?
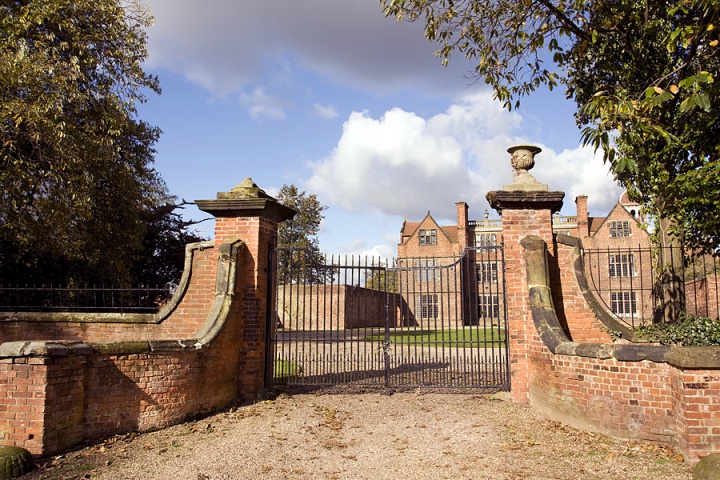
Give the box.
[508,145,541,177]
[503,145,548,192]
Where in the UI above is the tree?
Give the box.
[275,185,333,284]
[131,201,208,287]
[0,0,186,286]
[365,265,399,292]
[382,0,720,252]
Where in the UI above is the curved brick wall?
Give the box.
[522,234,720,460]
[0,241,217,344]
[0,239,248,456]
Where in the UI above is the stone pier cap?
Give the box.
[195,177,296,222]
[486,190,565,214]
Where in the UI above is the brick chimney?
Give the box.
[575,195,589,237]
[456,202,469,250]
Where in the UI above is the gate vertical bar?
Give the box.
[265,243,275,387]
[383,258,391,387]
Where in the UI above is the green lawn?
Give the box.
[363,328,505,346]
[273,359,300,382]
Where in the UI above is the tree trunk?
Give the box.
[654,197,685,323]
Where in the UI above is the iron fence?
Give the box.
[583,246,720,328]
[0,284,173,313]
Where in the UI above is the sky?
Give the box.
[138,0,623,258]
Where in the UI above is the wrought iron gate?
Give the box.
[267,247,509,390]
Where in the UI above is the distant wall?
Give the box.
[685,277,720,319]
[277,284,400,330]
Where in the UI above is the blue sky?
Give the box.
[138,0,622,258]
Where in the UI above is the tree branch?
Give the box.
[534,0,588,40]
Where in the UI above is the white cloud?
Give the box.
[307,91,621,222]
[532,145,622,216]
[239,87,287,120]
[312,103,339,119]
[307,107,470,219]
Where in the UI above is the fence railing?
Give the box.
[583,246,720,328]
[0,284,173,313]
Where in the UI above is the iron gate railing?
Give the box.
[0,284,173,313]
[268,247,509,390]
[584,246,720,328]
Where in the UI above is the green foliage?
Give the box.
[636,314,720,346]
[276,185,325,251]
[132,201,208,286]
[0,0,195,287]
[382,0,720,252]
[276,185,332,284]
[364,264,398,292]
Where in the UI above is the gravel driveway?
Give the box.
[23,389,693,480]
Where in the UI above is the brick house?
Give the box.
[397,203,504,327]
[574,193,654,322]
[398,192,653,325]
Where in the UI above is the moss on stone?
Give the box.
[89,341,150,355]
[0,446,34,479]
[694,453,720,480]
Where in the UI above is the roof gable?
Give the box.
[590,202,644,236]
[401,212,455,246]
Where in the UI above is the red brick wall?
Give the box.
[527,334,720,459]
[500,207,555,402]
[1,194,287,456]
[672,370,720,457]
[0,357,47,454]
[554,241,613,343]
[499,193,720,461]
[0,237,243,456]
[43,356,86,454]
[685,277,720,319]
[226,215,276,396]
[529,355,677,442]
[82,345,239,443]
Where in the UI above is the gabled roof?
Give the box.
[401,221,421,236]
[400,212,456,245]
[441,226,458,244]
[589,201,645,236]
[588,217,605,235]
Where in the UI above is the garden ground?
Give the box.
[23,388,693,480]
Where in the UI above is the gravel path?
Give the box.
[24,389,693,480]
